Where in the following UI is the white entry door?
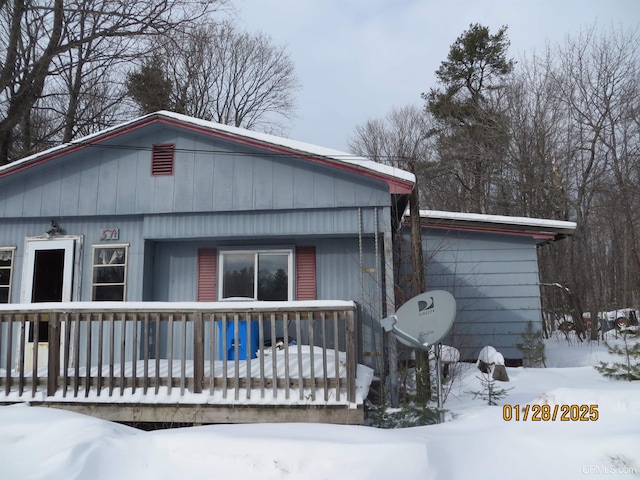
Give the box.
[21,238,77,370]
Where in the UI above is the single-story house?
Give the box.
[0,111,574,424]
[0,111,413,424]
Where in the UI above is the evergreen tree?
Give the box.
[516,322,547,367]
[596,331,640,381]
[424,23,514,214]
[470,372,512,406]
[126,55,174,114]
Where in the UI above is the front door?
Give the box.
[21,238,76,370]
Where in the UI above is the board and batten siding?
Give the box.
[0,126,391,219]
[0,206,389,306]
[398,227,544,361]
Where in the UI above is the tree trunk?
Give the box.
[408,164,431,404]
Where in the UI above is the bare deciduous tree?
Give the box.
[128,21,300,134]
[545,26,640,336]
[0,0,225,165]
[503,50,570,219]
[500,25,640,338]
[349,104,432,300]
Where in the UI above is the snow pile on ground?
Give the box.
[1,333,639,480]
[0,405,428,480]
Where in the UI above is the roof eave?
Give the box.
[414,212,577,242]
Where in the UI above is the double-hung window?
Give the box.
[0,247,15,303]
[220,249,292,301]
[91,244,128,301]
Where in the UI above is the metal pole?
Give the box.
[436,343,444,423]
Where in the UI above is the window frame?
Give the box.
[90,244,129,301]
[218,248,294,301]
[0,247,15,304]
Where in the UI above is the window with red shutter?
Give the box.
[151,143,175,176]
[212,248,317,301]
[219,250,292,301]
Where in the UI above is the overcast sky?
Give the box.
[236,0,640,152]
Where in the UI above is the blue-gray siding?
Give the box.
[0,123,397,371]
[0,125,390,219]
[399,227,543,361]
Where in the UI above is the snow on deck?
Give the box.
[1,347,374,408]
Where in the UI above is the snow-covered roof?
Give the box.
[0,111,414,192]
[416,209,577,240]
[158,111,415,183]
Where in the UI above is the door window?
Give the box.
[32,249,65,302]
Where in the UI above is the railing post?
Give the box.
[345,308,357,403]
[4,315,14,396]
[47,313,60,397]
[18,315,25,396]
[32,313,39,397]
[193,312,204,394]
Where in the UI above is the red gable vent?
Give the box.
[151,143,175,176]
[296,246,316,300]
[197,249,217,301]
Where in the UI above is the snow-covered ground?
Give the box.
[1,332,639,480]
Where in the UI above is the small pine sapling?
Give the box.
[467,346,513,405]
[516,321,547,367]
[595,330,640,381]
[468,370,513,406]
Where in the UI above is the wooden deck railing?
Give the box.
[0,302,358,405]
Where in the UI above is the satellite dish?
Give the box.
[380,290,457,424]
[393,290,456,347]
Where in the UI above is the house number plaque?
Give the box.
[100,228,120,240]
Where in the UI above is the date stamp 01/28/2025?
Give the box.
[502,404,599,422]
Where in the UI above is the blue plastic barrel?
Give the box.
[217,320,259,360]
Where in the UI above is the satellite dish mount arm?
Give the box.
[380,315,430,351]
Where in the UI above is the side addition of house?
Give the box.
[398,210,576,363]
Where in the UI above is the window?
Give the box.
[91,245,128,301]
[220,250,292,301]
[0,247,15,303]
[151,143,175,176]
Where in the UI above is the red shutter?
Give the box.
[296,246,316,300]
[151,143,175,176]
[197,249,217,301]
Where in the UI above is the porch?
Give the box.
[0,301,368,425]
